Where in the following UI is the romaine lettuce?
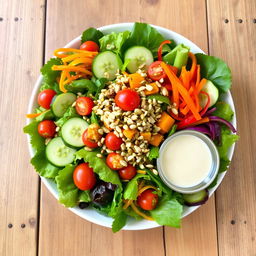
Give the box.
[81,28,104,44]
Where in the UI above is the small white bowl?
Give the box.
[26,23,237,230]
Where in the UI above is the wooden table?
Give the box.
[1,0,255,255]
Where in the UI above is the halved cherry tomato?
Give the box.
[137,189,159,210]
[118,165,136,180]
[106,152,124,170]
[82,129,98,148]
[80,41,99,52]
[73,163,96,190]
[148,61,166,81]
[37,89,56,109]
[38,120,56,138]
[115,89,140,111]
[105,132,123,150]
[75,97,94,116]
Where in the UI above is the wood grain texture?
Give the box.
[0,0,45,256]
[207,0,256,255]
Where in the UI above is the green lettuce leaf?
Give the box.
[112,211,127,233]
[56,165,79,207]
[23,121,45,153]
[39,82,61,94]
[168,124,177,137]
[150,197,182,228]
[99,31,130,55]
[121,22,170,57]
[148,146,159,161]
[31,150,60,178]
[75,149,122,187]
[90,112,99,124]
[195,53,232,93]
[35,108,54,122]
[124,207,142,220]
[64,79,97,94]
[78,190,91,202]
[81,28,104,44]
[123,174,150,200]
[55,107,79,127]
[212,102,234,121]
[217,127,239,160]
[40,58,62,85]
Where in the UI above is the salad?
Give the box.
[24,22,239,232]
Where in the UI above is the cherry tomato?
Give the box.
[115,89,140,111]
[105,132,123,150]
[37,89,56,109]
[82,129,98,148]
[106,153,124,170]
[75,97,94,116]
[73,163,96,190]
[118,165,136,180]
[38,120,56,138]
[80,41,99,52]
[148,61,166,81]
[137,189,159,210]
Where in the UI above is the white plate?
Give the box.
[26,23,237,230]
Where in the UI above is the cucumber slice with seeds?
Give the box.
[124,46,154,73]
[61,117,89,147]
[46,137,76,167]
[92,51,122,80]
[51,93,77,118]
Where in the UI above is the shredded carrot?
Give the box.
[138,185,157,196]
[138,180,145,191]
[61,53,96,62]
[63,74,84,85]
[52,65,93,76]
[54,48,98,58]
[123,199,133,210]
[161,62,201,120]
[69,57,93,66]
[130,202,153,221]
[179,66,190,89]
[195,78,207,94]
[137,170,147,174]
[189,117,210,127]
[59,70,68,93]
[26,110,48,118]
[188,52,197,81]
[195,65,201,87]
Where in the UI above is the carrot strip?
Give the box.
[130,203,153,221]
[195,65,201,88]
[138,186,157,196]
[63,74,84,85]
[161,62,201,120]
[189,117,210,127]
[137,170,147,174]
[54,48,97,58]
[123,200,133,210]
[26,110,48,118]
[179,66,190,89]
[52,65,93,76]
[61,53,96,62]
[69,57,93,66]
[188,52,197,81]
[195,78,207,94]
[59,70,68,93]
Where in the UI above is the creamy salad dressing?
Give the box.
[160,135,213,188]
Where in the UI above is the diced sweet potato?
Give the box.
[129,73,144,89]
[157,112,175,134]
[145,82,159,95]
[149,134,164,147]
[123,129,137,139]
[140,132,151,142]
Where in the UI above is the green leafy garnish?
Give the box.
[112,211,127,233]
[23,121,45,153]
[39,82,61,94]
[148,146,159,161]
[31,150,60,178]
[196,53,232,93]
[99,31,130,55]
[150,197,182,228]
[64,79,97,94]
[168,124,177,137]
[35,108,54,122]
[40,58,62,85]
[75,149,122,187]
[90,112,99,124]
[55,107,79,127]
[78,190,91,202]
[213,102,234,121]
[81,28,104,44]
[147,94,170,105]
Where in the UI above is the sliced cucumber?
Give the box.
[61,117,88,147]
[46,137,76,167]
[92,51,122,80]
[199,80,219,108]
[124,46,154,73]
[51,93,77,117]
[183,189,209,206]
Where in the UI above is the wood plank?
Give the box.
[207,0,256,255]
[161,1,218,255]
[0,0,45,255]
[39,1,217,255]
